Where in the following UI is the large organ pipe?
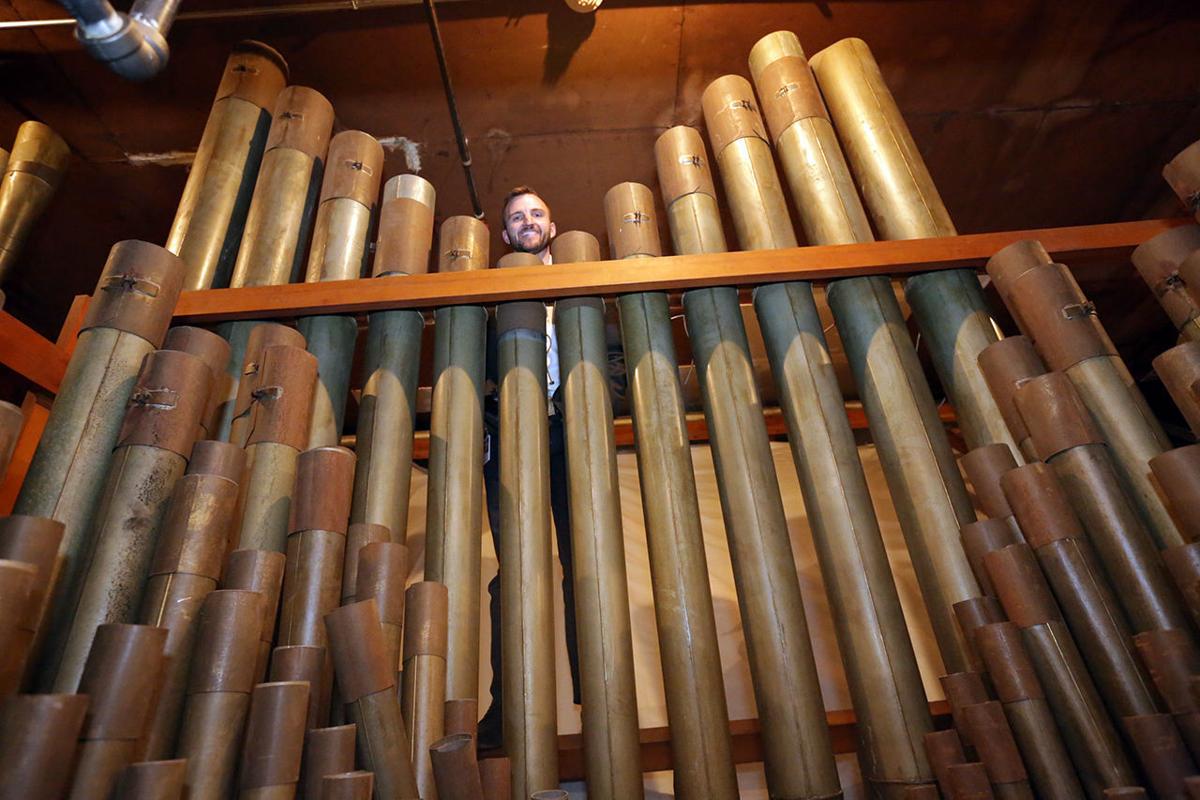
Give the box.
[227,322,307,448]
[0,516,63,693]
[165,42,288,291]
[325,599,421,799]
[230,85,333,288]
[0,121,70,293]
[138,440,245,759]
[603,181,739,799]
[177,589,265,800]
[667,107,840,798]
[222,548,287,683]
[233,343,318,553]
[355,541,407,682]
[550,230,642,799]
[238,681,310,798]
[1131,225,1200,344]
[349,175,435,542]
[271,644,327,731]
[278,445,356,728]
[115,759,187,800]
[1153,340,1200,436]
[986,242,1183,550]
[51,349,209,693]
[1149,447,1200,624]
[16,241,183,688]
[423,216,489,705]
[401,581,449,800]
[0,693,89,800]
[750,30,981,673]
[977,337,1046,464]
[1164,141,1200,225]
[163,325,231,441]
[985,543,1135,797]
[67,623,168,800]
[494,250,558,798]
[806,37,1014,454]
[1013,372,1192,633]
[302,724,358,800]
[0,559,35,696]
[300,130,381,449]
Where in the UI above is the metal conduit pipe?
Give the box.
[58,0,181,80]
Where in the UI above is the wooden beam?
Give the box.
[0,310,71,393]
[479,700,952,781]
[170,219,1183,323]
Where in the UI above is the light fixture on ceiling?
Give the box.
[564,0,601,13]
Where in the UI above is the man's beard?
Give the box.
[509,225,550,254]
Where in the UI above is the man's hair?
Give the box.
[501,185,544,220]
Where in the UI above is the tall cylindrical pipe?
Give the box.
[299,315,359,449]
[985,544,1135,797]
[116,759,187,800]
[424,215,489,705]
[977,337,1046,464]
[233,344,318,554]
[1000,464,1160,728]
[165,42,288,291]
[222,548,287,683]
[604,181,738,799]
[551,230,642,800]
[230,86,334,288]
[271,644,326,732]
[177,589,265,800]
[16,241,183,687]
[0,514,64,693]
[68,624,168,800]
[807,36,1014,454]
[1151,445,1200,541]
[494,249,559,799]
[355,541,407,684]
[1131,225,1200,344]
[401,581,449,800]
[163,326,232,441]
[138,440,244,759]
[975,621,1084,800]
[430,733,485,800]
[0,693,90,800]
[672,97,843,797]
[227,322,307,449]
[350,176,435,542]
[0,559,35,697]
[751,37,982,671]
[986,244,1181,551]
[325,599,421,800]
[341,523,390,605]
[51,348,209,694]
[278,445,355,728]
[304,130,383,283]
[238,681,310,798]
[0,121,70,289]
[1013,372,1191,633]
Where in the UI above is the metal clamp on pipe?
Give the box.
[60,0,181,80]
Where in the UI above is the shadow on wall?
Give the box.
[545,1,597,86]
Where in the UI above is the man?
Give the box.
[478,186,582,749]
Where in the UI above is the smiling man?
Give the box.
[479,186,582,750]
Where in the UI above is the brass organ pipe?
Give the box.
[271,644,327,732]
[349,174,436,542]
[16,241,183,689]
[163,325,232,441]
[137,440,245,759]
[229,86,333,288]
[0,559,35,697]
[0,121,70,291]
[1013,372,1192,633]
[423,215,489,705]
[233,343,318,554]
[751,30,981,673]
[670,103,841,798]
[277,445,356,728]
[977,336,1046,464]
[551,230,643,800]
[604,181,739,799]
[1153,341,1200,438]
[355,541,407,683]
[301,724,357,800]
[227,322,307,449]
[806,36,1015,455]
[0,693,90,800]
[1131,225,1200,344]
[1164,140,1200,225]
[165,41,287,291]
[493,250,558,798]
[299,130,380,450]
[115,759,187,800]
[222,548,287,684]
[51,349,210,693]
[0,515,64,693]
[985,242,1183,550]
[401,581,449,800]
[238,681,310,798]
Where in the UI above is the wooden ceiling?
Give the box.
[1,0,1198,424]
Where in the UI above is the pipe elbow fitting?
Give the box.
[76,13,169,81]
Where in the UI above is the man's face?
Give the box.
[502,193,555,254]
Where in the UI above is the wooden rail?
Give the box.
[170,218,1183,323]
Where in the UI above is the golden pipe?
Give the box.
[0,121,70,289]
